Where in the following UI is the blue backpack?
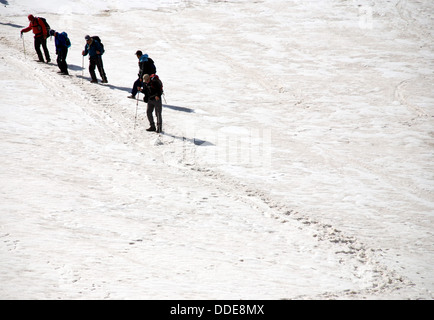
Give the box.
[91,36,104,54]
[61,32,71,48]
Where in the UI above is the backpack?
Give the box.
[150,74,163,94]
[91,36,104,54]
[37,17,50,35]
[61,32,71,48]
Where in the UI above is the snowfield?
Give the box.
[0,0,433,299]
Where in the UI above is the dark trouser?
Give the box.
[89,55,107,82]
[57,47,68,74]
[147,98,163,132]
[131,78,143,97]
[34,36,50,62]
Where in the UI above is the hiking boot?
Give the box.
[90,80,98,83]
[146,126,156,132]
[46,59,51,63]
[127,95,136,99]
[101,79,108,83]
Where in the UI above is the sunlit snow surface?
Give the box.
[0,0,433,299]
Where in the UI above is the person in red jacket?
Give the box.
[21,14,51,63]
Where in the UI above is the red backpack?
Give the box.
[150,74,163,94]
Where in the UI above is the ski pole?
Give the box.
[134,92,139,130]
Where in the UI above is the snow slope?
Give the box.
[0,0,433,299]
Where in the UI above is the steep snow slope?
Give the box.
[0,0,433,299]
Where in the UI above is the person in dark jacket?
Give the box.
[21,14,51,63]
[139,74,163,133]
[82,35,107,83]
[127,50,156,99]
[50,30,69,75]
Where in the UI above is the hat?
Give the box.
[135,50,143,56]
[85,35,91,40]
[28,14,34,21]
[49,29,55,36]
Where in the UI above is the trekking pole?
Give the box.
[21,33,26,59]
[134,92,139,130]
[81,55,84,84]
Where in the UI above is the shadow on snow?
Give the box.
[162,132,213,146]
[0,21,23,28]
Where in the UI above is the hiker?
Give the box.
[20,14,51,63]
[139,74,163,133]
[127,50,157,99]
[82,35,108,83]
[50,30,69,75]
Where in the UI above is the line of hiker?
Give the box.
[20,14,164,134]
